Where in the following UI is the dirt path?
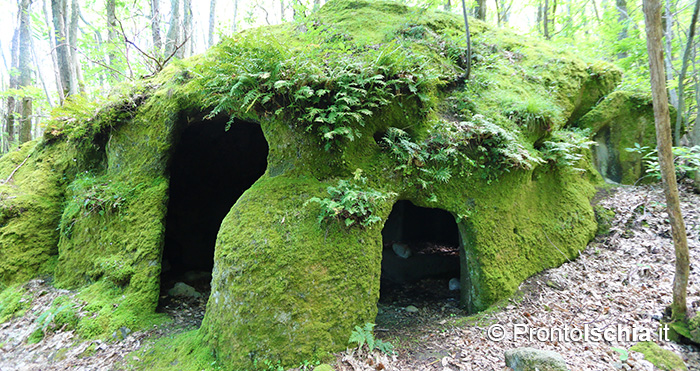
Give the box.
[1,183,699,371]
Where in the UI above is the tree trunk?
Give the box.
[663,0,678,111]
[313,0,320,11]
[544,0,550,39]
[182,0,192,57]
[208,0,216,47]
[674,0,700,146]
[151,0,163,54]
[19,97,32,144]
[42,0,63,104]
[165,0,180,57]
[52,0,72,100]
[461,0,471,80]
[494,0,501,25]
[30,33,53,108]
[232,0,238,33]
[69,0,82,94]
[616,0,628,59]
[106,0,118,82]
[642,0,690,322]
[591,0,601,22]
[6,27,19,146]
[445,0,451,12]
[280,0,285,22]
[18,0,34,144]
[474,0,486,20]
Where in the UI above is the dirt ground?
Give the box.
[1,182,699,371]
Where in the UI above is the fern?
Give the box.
[348,323,395,356]
[305,173,396,228]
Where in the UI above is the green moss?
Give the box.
[199,175,387,369]
[578,91,661,184]
[594,205,615,236]
[128,330,221,371]
[630,342,688,371]
[0,285,29,322]
[0,141,74,284]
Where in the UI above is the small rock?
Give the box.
[405,305,419,313]
[504,347,569,371]
[449,278,460,291]
[392,243,412,259]
[168,282,201,298]
[637,360,654,371]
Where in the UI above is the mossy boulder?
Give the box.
[630,342,688,371]
[0,0,629,368]
[578,91,672,184]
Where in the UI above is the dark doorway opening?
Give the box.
[159,115,267,314]
[379,200,461,309]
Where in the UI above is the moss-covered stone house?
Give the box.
[0,0,657,368]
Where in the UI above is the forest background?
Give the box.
[0,0,699,155]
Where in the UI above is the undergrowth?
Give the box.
[626,144,700,182]
[306,170,396,227]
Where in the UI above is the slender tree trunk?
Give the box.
[313,0,320,11]
[30,34,53,108]
[182,0,192,57]
[663,0,678,110]
[591,0,601,22]
[106,0,118,82]
[461,0,471,80]
[165,0,180,57]
[68,0,81,94]
[474,0,486,20]
[280,0,285,22]
[208,0,216,47]
[6,26,19,146]
[52,0,72,100]
[42,0,63,104]
[616,0,629,59]
[445,0,451,12]
[494,0,501,25]
[232,0,239,33]
[674,0,700,146]
[19,97,32,144]
[544,0,550,39]
[643,0,690,322]
[151,0,162,54]
[18,0,34,144]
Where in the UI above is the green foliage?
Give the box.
[348,323,395,355]
[381,126,472,191]
[625,144,700,182]
[381,115,546,190]
[611,347,629,362]
[28,296,79,344]
[502,94,564,135]
[306,171,396,227]
[0,285,29,323]
[540,129,596,172]
[59,173,139,239]
[197,21,444,151]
